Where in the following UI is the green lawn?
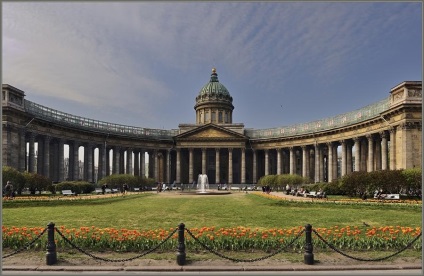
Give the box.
[2,192,422,230]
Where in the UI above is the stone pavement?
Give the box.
[2,264,422,274]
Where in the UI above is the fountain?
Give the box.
[197,174,209,193]
[177,174,230,195]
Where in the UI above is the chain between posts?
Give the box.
[313,229,422,261]
[185,228,305,262]
[54,227,178,262]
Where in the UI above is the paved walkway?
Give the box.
[2,264,422,274]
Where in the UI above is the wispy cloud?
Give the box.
[2,2,421,129]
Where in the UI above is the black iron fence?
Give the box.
[3,222,421,266]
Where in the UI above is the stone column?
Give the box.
[176,149,181,183]
[241,148,246,184]
[133,150,140,176]
[97,143,104,180]
[120,148,125,174]
[389,128,396,170]
[346,142,352,174]
[319,147,325,182]
[215,148,220,184]
[301,146,308,179]
[340,140,346,177]
[353,137,360,172]
[252,150,257,184]
[72,141,79,180]
[114,146,121,174]
[202,148,206,174]
[28,133,36,173]
[381,132,388,170]
[189,148,194,184]
[37,139,43,175]
[126,148,133,175]
[167,149,171,184]
[327,142,333,182]
[367,135,374,172]
[19,129,26,172]
[228,148,233,185]
[140,149,145,178]
[58,139,65,182]
[105,147,110,176]
[332,145,338,178]
[289,147,295,175]
[264,149,269,176]
[154,150,159,181]
[69,142,74,181]
[375,137,382,170]
[277,148,282,174]
[85,143,93,183]
[43,136,51,179]
[314,144,320,183]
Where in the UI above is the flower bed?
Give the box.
[2,225,421,252]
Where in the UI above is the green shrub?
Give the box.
[98,174,155,190]
[55,181,94,194]
[2,166,26,195]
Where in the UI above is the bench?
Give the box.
[61,190,75,196]
[374,193,400,200]
[105,188,112,193]
[134,187,140,192]
[306,191,318,198]
[95,188,103,194]
[230,187,241,191]
[112,188,120,193]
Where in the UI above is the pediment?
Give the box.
[176,124,246,140]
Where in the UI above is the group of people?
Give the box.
[101,183,129,195]
[261,185,272,194]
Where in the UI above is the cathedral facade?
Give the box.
[2,69,422,184]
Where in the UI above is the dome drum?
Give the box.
[195,68,234,124]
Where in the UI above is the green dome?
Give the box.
[197,68,232,99]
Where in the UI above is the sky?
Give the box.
[2,2,422,131]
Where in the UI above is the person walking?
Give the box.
[4,181,13,200]
[123,183,129,194]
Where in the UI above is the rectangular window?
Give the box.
[218,112,223,123]
[205,112,210,122]
[211,112,216,123]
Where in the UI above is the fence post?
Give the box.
[304,224,314,265]
[176,223,186,265]
[46,222,57,265]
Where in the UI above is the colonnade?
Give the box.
[18,128,394,184]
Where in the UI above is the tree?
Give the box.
[2,166,25,195]
[23,172,51,194]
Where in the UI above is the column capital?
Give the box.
[29,132,37,140]
[215,148,220,153]
[228,148,233,152]
[380,131,388,139]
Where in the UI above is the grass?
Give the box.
[2,192,422,230]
